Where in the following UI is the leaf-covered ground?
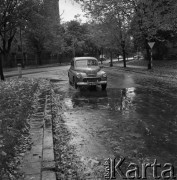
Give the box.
[116,59,177,79]
[0,78,38,179]
[127,59,177,68]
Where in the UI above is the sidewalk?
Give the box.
[19,80,56,180]
[3,63,70,78]
[102,60,177,79]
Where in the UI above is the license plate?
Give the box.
[88,82,97,85]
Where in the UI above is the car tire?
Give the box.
[101,84,107,91]
[69,79,72,85]
[75,82,78,89]
[92,85,97,91]
[73,77,77,89]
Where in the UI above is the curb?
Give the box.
[4,71,47,78]
[19,81,56,180]
[4,63,70,73]
[41,94,56,180]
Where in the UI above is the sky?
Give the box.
[59,0,87,22]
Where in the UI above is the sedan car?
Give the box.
[68,57,107,90]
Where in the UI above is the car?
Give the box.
[99,54,106,61]
[133,54,144,60]
[68,57,107,90]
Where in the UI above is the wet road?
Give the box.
[26,66,177,179]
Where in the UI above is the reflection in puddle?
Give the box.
[64,87,136,112]
[64,98,73,109]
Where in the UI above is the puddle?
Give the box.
[52,70,177,178]
[62,86,177,173]
[50,79,65,83]
[64,87,136,112]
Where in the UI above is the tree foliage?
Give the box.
[76,0,177,66]
[75,0,134,67]
[24,2,65,65]
[130,0,177,62]
[63,20,90,57]
[0,0,40,80]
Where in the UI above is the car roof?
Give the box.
[74,57,98,61]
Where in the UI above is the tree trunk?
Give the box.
[2,51,10,67]
[35,54,38,65]
[101,47,104,64]
[145,40,151,69]
[123,49,126,68]
[0,54,5,81]
[121,41,126,68]
[110,50,113,67]
[37,52,42,65]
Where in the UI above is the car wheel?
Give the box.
[91,85,97,91]
[101,84,107,91]
[68,75,71,84]
[75,82,78,89]
[69,79,72,85]
[73,77,77,89]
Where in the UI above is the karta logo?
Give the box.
[104,158,177,179]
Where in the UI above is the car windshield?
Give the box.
[75,59,98,67]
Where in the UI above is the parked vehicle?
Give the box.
[99,54,106,61]
[68,57,107,90]
[133,53,144,60]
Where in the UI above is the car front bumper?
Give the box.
[77,81,107,86]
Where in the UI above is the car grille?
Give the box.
[83,78,101,82]
[87,74,97,77]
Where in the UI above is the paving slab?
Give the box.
[42,171,56,180]
[24,174,41,180]
[19,83,56,180]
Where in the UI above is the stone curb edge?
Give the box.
[41,94,56,180]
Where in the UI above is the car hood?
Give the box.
[75,67,101,74]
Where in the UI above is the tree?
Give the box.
[0,0,38,80]
[24,1,65,65]
[130,0,177,68]
[76,0,177,69]
[63,20,89,57]
[75,0,134,67]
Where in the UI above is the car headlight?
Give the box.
[76,74,82,79]
[102,73,107,78]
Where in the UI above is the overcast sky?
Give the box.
[59,0,87,22]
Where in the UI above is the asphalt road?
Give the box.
[23,65,177,179]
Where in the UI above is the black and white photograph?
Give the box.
[1,0,177,179]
